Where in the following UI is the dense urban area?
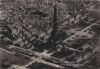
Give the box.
[0,0,100,69]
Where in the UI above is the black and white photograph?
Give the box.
[0,0,100,69]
